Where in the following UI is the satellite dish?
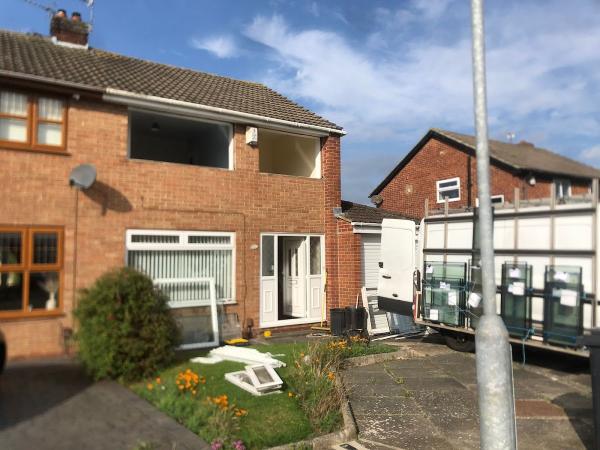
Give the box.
[69,164,97,190]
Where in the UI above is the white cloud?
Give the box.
[190,35,237,58]
[244,5,600,142]
[244,14,472,140]
[580,145,600,162]
[242,2,600,201]
[413,0,454,20]
[374,0,454,30]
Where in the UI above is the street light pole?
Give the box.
[470,0,517,448]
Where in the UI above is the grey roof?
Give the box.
[371,128,600,196]
[341,200,417,223]
[0,29,342,132]
[434,129,600,179]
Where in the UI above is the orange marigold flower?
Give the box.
[327,371,335,380]
[146,383,153,390]
[156,377,161,384]
[288,391,294,397]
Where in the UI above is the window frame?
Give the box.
[476,194,505,207]
[125,229,236,303]
[127,108,234,171]
[554,178,572,198]
[436,177,461,203]
[0,87,68,154]
[0,225,64,319]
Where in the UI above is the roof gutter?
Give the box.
[103,88,346,137]
[0,70,104,95]
[0,71,345,137]
[351,221,382,234]
[351,222,381,227]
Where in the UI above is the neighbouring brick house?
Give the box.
[0,17,348,359]
[370,128,600,219]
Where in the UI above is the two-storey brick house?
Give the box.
[370,128,600,219]
[0,17,346,359]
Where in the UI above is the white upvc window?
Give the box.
[476,194,504,207]
[126,230,235,303]
[554,178,572,198]
[436,177,461,203]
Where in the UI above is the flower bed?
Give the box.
[131,340,395,449]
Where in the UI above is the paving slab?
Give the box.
[345,336,592,450]
[0,358,209,450]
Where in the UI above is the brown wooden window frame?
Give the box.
[0,226,64,319]
[0,88,68,154]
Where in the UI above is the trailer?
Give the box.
[377,183,599,356]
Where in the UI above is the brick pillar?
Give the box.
[336,219,363,307]
[322,134,341,316]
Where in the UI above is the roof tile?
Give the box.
[341,200,417,223]
[0,29,342,131]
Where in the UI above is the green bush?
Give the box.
[74,267,180,381]
[286,341,345,433]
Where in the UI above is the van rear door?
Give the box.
[377,219,416,316]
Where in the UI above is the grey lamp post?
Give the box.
[470,0,518,448]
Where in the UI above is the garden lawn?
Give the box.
[130,341,395,449]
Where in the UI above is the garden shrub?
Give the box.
[286,340,345,433]
[74,267,180,381]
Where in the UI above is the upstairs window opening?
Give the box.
[129,110,232,169]
[259,129,321,179]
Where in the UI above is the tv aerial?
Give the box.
[21,0,96,27]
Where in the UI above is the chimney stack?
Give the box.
[50,9,89,46]
[518,140,534,147]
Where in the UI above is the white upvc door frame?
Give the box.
[153,277,220,350]
[282,237,306,317]
[259,233,325,328]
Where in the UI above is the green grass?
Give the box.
[130,340,395,449]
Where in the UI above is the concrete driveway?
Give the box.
[344,335,593,450]
[0,358,208,450]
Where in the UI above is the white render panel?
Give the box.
[426,223,445,248]
[518,217,551,250]
[531,296,545,322]
[493,219,515,250]
[554,215,593,250]
[446,221,473,249]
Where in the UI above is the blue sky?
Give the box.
[3,0,600,203]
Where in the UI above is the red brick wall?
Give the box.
[378,137,592,218]
[334,220,362,309]
[0,95,342,359]
[322,135,341,316]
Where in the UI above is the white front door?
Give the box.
[259,234,324,326]
[283,238,305,317]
